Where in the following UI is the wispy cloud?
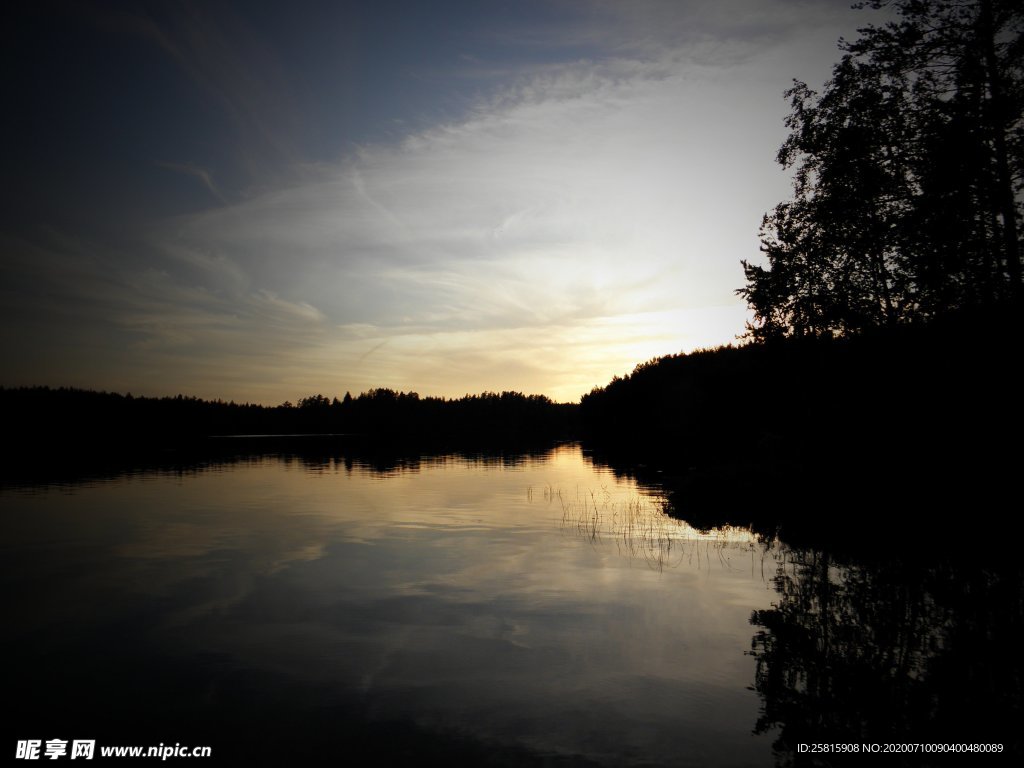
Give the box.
[157,161,227,203]
[116,1,303,185]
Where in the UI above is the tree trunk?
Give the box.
[978,0,1022,291]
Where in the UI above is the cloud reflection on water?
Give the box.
[2,445,775,766]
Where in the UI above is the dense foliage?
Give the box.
[1,386,577,449]
[579,305,1020,532]
[740,0,1023,338]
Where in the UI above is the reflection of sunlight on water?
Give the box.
[4,446,786,767]
[532,484,777,572]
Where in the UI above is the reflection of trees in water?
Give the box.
[2,440,564,489]
[750,550,1023,764]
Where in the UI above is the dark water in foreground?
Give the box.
[3,444,1020,765]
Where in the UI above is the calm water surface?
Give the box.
[4,444,784,765]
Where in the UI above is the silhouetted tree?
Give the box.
[740,0,1023,339]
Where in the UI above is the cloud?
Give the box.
[136,50,803,401]
[117,1,303,184]
[3,1,868,403]
[157,161,227,203]
[485,0,860,64]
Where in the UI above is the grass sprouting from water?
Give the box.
[528,484,775,572]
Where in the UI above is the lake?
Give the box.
[3,443,1019,765]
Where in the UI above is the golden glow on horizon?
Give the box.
[34,301,751,406]
[291,304,753,406]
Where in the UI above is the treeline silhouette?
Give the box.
[0,386,577,457]
[5,294,1019,542]
[580,301,1023,548]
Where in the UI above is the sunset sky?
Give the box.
[3,1,871,404]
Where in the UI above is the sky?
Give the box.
[2,0,874,404]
